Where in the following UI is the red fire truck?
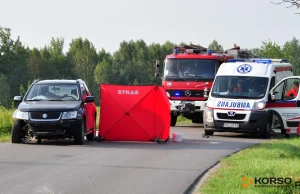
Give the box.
[155,44,236,126]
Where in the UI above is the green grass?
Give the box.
[0,107,14,142]
[177,115,192,124]
[0,133,11,143]
[199,138,300,194]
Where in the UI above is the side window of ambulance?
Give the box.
[283,78,300,100]
[273,81,284,101]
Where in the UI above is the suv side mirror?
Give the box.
[85,96,94,103]
[14,96,22,102]
[155,60,160,77]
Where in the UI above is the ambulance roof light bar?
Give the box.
[269,58,288,63]
[253,59,272,64]
[250,58,288,63]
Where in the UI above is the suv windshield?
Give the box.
[211,76,269,99]
[163,59,216,81]
[25,84,80,101]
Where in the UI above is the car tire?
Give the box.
[260,121,271,139]
[204,129,214,136]
[11,120,24,143]
[74,119,85,145]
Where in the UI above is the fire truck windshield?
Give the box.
[163,59,216,81]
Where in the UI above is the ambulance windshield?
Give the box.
[211,76,269,99]
[163,59,216,81]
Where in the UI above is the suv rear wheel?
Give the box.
[74,119,85,145]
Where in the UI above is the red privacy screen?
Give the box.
[98,84,170,142]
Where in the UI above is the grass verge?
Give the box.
[177,115,192,124]
[0,107,14,143]
[198,137,300,194]
[0,133,11,143]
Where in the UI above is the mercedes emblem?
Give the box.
[185,90,191,97]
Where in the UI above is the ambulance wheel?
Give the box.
[74,119,85,145]
[205,129,214,136]
[171,114,177,126]
[260,121,271,139]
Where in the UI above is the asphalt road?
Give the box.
[0,124,268,194]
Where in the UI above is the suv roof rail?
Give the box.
[76,79,83,83]
[33,79,40,83]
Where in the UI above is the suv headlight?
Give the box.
[253,102,266,110]
[61,111,77,119]
[12,110,29,120]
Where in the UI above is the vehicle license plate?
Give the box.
[182,101,195,105]
[223,123,239,128]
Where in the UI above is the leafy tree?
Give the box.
[208,40,224,52]
[259,40,284,58]
[0,73,10,107]
[67,37,98,87]
[282,37,300,75]
[47,37,73,79]
[27,48,57,79]
[0,27,29,107]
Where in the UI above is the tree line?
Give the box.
[1,26,300,107]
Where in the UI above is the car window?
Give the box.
[284,78,300,100]
[25,84,80,101]
[273,81,284,101]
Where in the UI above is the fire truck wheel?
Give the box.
[171,114,177,126]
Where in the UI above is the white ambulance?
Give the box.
[203,58,297,138]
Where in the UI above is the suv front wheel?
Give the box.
[11,120,24,143]
[74,119,85,145]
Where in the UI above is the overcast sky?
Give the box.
[0,0,298,54]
